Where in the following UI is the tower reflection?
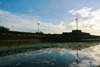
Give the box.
[76,50,78,64]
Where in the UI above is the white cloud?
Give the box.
[0,2,1,4]
[0,10,66,34]
[37,21,66,33]
[69,7,92,17]
[28,7,34,12]
[69,7,100,35]
[69,10,75,13]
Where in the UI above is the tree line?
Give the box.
[0,26,44,34]
[0,26,10,31]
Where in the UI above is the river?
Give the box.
[0,42,100,67]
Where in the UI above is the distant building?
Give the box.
[62,30,90,35]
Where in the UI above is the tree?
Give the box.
[0,26,10,31]
[36,31,44,34]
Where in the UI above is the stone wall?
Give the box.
[0,31,100,40]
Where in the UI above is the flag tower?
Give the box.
[76,16,78,30]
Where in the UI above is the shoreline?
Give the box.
[0,42,99,56]
[0,39,100,47]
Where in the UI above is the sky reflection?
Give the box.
[0,44,100,67]
[69,44,100,67]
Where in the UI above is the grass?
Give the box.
[0,38,100,41]
[82,39,100,41]
[0,38,100,47]
[97,65,100,67]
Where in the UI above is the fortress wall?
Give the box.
[0,31,45,40]
[0,31,100,40]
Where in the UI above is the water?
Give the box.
[0,43,100,67]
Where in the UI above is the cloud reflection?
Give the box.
[0,43,100,67]
[0,48,65,66]
[69,44,100,67]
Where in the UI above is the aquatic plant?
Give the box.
[0,42,99,56]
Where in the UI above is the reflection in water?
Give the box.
[69,44,100,67]
[0,42,99,56]
[0,43,100,67]
[76,50,78,64]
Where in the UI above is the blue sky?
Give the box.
[0,0,100,35]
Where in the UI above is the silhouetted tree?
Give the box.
[36,31,44,34]
[48,33,51,35]
[0,26,10,31]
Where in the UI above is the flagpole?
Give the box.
[76,50,78,64]
[76,21,77,30]
[76,16,78,30]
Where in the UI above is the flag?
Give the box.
[75,16,78,21]
[76,59,78,64]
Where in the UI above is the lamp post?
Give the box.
[38,23,40,32]
[12,25,14,31]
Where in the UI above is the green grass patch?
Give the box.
[0,38,100,47]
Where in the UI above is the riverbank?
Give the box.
[0,39,100,47]
[0,42,99,56]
